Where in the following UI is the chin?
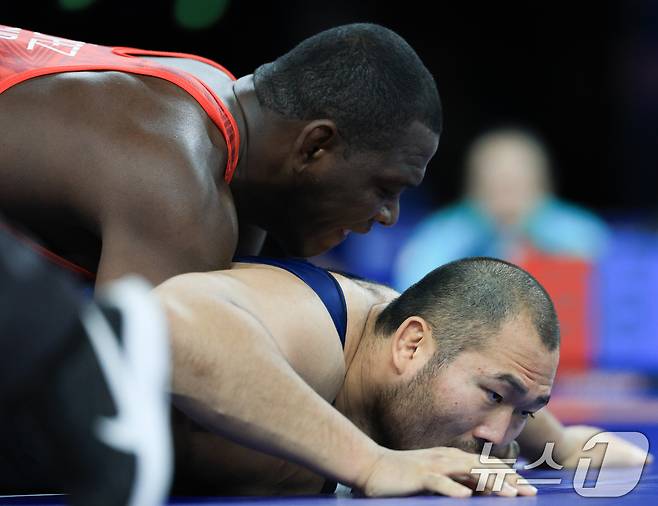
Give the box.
[299,242,337,258]
[272,223,347,258]
[292,235,345,258]
[277,238,320,258]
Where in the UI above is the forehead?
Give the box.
[451,315,558,389]
[365,121,439,183]
[483,317,557,383]
[398,120,441,159]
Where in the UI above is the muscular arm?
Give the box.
[94,154,238,287]
[518,409,652,468]
[155,274,381,489]
[22,71,240,287]
[154,273,537,498]
[517,409,565,463]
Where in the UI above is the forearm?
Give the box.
[164,291,381,488]
[517,409,565,462]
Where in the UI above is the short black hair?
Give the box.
[254,23,442,152]
[375,257,559,365]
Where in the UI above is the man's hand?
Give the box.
[357,446,537,498]
[555,425,654,469]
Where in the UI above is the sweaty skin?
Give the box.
[159,263,375,495]
[0,59,239,285]
[154,263,537,496]
[0,48,438,286]
[155,263,650,496]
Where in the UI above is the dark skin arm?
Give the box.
[90,137,240,286]
[96,178,238,286]
[89,74,242,286]
[0,71,239,287]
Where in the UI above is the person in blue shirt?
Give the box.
[393,126,609,290]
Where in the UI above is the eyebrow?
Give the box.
[490,373,551,407]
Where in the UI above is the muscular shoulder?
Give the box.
[1,70,229,211]
[333,273,398,323]
[158,265,347,400]
[3,70,226,176]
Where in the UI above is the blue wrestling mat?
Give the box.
[2,374,656,506]
[1,445,656,505]
[1,460,657,505]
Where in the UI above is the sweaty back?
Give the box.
[235,256,348,347]
[0,24,242,281]
[0,24,240,183]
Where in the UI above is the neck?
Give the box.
[334,304,388,439]
[229,75,292,227]
[228,76,254,188]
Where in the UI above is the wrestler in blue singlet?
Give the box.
[235,256,349,495]
[235,256,348,347]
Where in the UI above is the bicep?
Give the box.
[96,231,206,287]
[96,184,237,286]
[155,277,298,418]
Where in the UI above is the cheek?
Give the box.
[447,398,481,425]
[313,187,376,219]
[508,417,528,440]
[431,388,462,422]
[435,384,488,428]
[338,189,380,211]
[435,378,479,410]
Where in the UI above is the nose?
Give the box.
[375,199,400,227]
[472,409,515,446]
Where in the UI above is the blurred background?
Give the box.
[5,0,658,424]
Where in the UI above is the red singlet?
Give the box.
[0,25,242,281]
[0,24,240,184]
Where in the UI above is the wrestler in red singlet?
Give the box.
[0,25,239,182]
[0,25,241,281]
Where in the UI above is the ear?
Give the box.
[290,120,338,173]
[390,316,435,377]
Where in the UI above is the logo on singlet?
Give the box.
[0,25,85,57]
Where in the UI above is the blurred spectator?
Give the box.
[393,126,610,290]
